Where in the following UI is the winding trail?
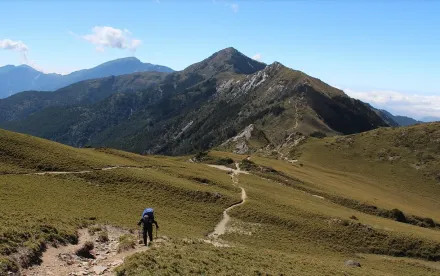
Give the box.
[15,163,249,274]
[207,163,248,239]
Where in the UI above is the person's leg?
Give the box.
[143,228,147,245]
[147,224,153,244]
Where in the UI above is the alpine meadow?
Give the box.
[1,1,440,275]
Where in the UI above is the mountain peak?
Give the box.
[113,56,141,62]
[184,47,266,77]
[98,57,142,67]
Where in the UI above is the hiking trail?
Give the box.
[25,166,142,176]
[21,226,169,276]
[17,163,249,274]
[207,163,248,239]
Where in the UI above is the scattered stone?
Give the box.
[92,265,108,275]
[111,260,123,267]
[344,260,361,267]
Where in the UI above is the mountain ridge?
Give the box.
[0,57,173,98]
[0,47,390,155]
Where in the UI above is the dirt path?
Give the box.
[21,226,167,276]
[207,163,248,239]
[26,166,141,176]
[17,164,247,274]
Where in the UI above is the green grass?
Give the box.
[0,130,240,273]
[2,128,440,275]
[117,235,136,253]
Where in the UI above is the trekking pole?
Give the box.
[156,226,158,239]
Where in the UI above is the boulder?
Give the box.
[344,260,361,267]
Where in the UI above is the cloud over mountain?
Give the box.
[80,26,142,52]
[0,39,29,63]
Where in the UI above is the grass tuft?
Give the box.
[117,235,136,253]
[97,231,109,243]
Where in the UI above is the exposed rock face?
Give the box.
[219,124,270,154]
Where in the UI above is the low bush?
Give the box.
[88,225,103,235]
[0,257,19,275]
[117,235,136,253]
[97,231,109,243]
[215,158,234,166]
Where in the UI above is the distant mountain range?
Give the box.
[0,57,174,98]
[0,47,391,155]
[375,109,423,127]
[421,116,440,123]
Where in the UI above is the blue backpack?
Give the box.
[142,208,154,221]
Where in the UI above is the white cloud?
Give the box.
[213,0,239,13]
[80,26,142,52]
[0,39,29,63]
[343,88,440,118]
[252,53,262,61]
[230,3,239,13]
[0,39,28,52]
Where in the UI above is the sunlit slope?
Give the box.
[1,128,440,275]
[0,128,185,174]
[0,128,241,273]
[118,157,440,275]
[290,123,440,220]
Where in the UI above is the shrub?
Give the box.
[0,257,19,275]
[390,209,407,223]
[194,151,209,161]
[310,131,327,138]
[97,231,109,243]
[88,225,102,235]
[240,159,258,171]
[215,158,234,166]
[117,235,136,253]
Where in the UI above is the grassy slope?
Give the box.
[2,128,440,275]
[117,162,440,275]
[282,123,440,221]
[0,129,240,273]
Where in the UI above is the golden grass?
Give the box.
[2,127,440,275]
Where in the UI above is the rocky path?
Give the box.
[21,226,167,276]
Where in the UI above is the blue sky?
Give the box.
[1,1,439,118]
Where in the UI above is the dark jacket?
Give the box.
[137,215,159,228]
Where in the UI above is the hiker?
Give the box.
[137,208,159,246]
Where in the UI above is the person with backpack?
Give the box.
[137,208,159,246]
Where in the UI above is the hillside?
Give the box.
[393,115,422,126]
[376,109,422,126]
[1,129,440,275]
[0,72,168,122]
[0,47,389,155]
[270,123,440,220]
[0,58,173,98]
